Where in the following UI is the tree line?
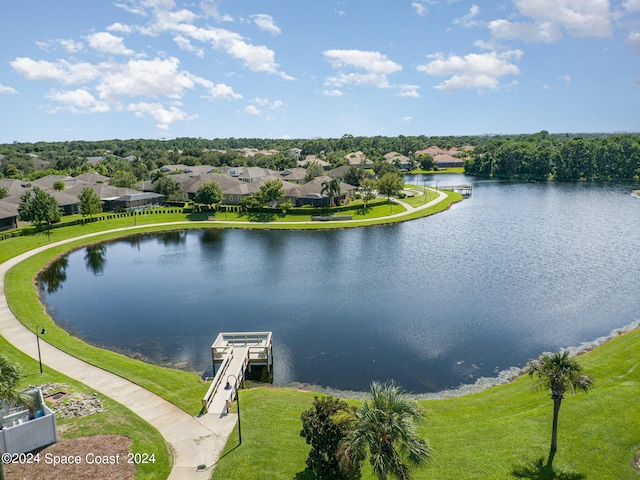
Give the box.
[464,131,640,181]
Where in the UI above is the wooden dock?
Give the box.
[438,184,472,195]
[202,332,273,415]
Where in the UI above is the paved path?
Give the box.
[0,188,448,478]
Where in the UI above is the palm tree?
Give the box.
[0,356,27,480]
[527,351,593,468]
[339,381,431,480]
[321,178,341,206]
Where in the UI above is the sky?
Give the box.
[1,0,639,143]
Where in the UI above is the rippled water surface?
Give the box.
[38,175,640,392]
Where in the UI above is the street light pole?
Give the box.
[35,324,47,374]
[225,374,241,445]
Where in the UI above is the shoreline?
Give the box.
[276,318,640,400]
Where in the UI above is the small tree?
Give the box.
[376,172,404,214]
[78,186,102,218]
[0,356,27,480]
[301,396,357,479]
[194,181,223,210]
[110,170,137,188]
[305,161,324,182]
[256,179,285,208]
[360,178,377,208]
[153,175,182,200]
[18,187,61,227]
[0,187,8,200]
[53,180,66,191]
[527,351,593,468]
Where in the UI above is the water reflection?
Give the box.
[38,257,68,294]
[84,244,107,276]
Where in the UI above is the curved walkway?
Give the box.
[0,189,449,479]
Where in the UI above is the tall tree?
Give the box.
[18,187,61,227]
[360,178,377,208]
[339,381,431,480]
[321,178,341,205]
[78,186,102,218]
[0,356,27,480]
[376,172,404,203]
[527,351,593,468]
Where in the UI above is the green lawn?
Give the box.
[212,328,640,479]
[0,337,171,480]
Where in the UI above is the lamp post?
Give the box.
[225,374,241,445]
[35,324,47,374]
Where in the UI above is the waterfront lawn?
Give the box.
[212,328,640,480]
[0,336,171,480]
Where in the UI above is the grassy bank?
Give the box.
[212,328,640,479]
[0,337,171,480]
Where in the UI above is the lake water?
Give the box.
[37,174,640,393]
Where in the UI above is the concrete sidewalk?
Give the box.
[0,236,236,480]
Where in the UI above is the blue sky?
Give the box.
[1,0,639,143]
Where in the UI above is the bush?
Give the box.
[300,396,356,479]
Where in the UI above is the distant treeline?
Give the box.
[464,131,640,181]
[2,131,639,181]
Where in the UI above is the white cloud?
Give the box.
[396,84,421,97]
[96,57,194,101]
[0,84,18,94]
[417,50,522,92]
[11,58,102,85]
[127,102,192,130]
[558,74,572,85]
[244,105,260,115]
[45,89,110,113]
[411,1,432,16]
[270,100,285,110]
[252,14,281,35]
[453,5,480,28]
[323,49,402,88]
[87,32,134,56]
[628,32,640,56]
[36,39,84,53]
[625,0,640,12]
[322,89,344,96]
[107,23,133,34]
[173,35,206,57]
[200,0,233,21]
[401,116,413,124]
[490,0,612,43]
[201,81,242,101]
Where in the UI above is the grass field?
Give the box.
[212,327,640,479]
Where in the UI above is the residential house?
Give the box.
[433,154,464,169]
[293,176,357,207]
[219,166,278,182]
[279,168,307,184]
[0,201,18,231]
[103,192,165,211]
[345,151,373,168]
[297,155,331,170]
[384,152,413,170]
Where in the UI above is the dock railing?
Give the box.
[202,348,233,411]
